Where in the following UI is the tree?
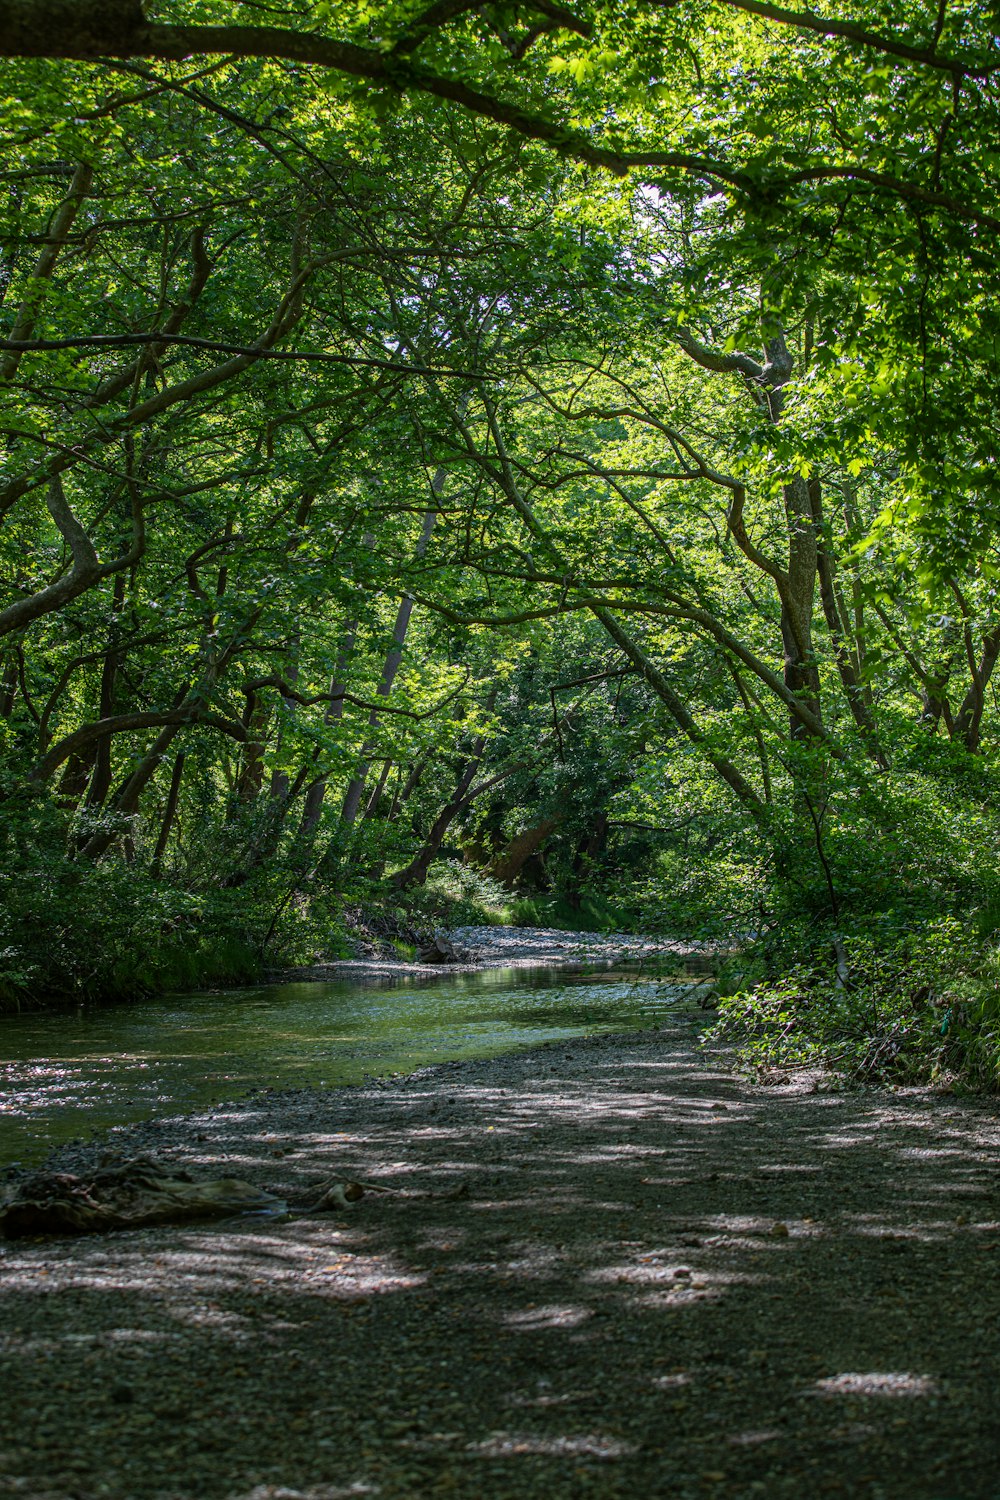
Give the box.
[2,1,1000,1005]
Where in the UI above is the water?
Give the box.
[0,965,703,1167]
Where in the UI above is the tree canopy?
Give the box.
[1,0,999,1079]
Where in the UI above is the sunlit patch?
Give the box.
[585,1256,735,1297]
[301,1261,427,1298]
[848,1222,920,1241]
[0,1232,425,1308]
[228,1484,379,1499]
[897,1145,968,1160]
[3,1327,177,1354]
[507,1387,599,1409]
[755,1163,824,1174]
[587,1259,684,1285]
[810,1372,937,1398]
[633,1284,722,1309]
[504,1302,593,1328]
[727,1428,783,1446]
[467,1431,633,1459]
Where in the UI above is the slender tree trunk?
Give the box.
[57,746,97,808]
[593,604,767,817]
[953,623,1000,753]
[391,740,489,889]
[387,751,433,824]
[150,751,185,876]
[361,759,393,822]
[80,722,183,860]
[235,692,268,804]
[0,161,93,383]
[780,474,821,741]
[809,478,885,763]
[340,503,439,826]
[82,572,128,812]
[0,652,17,718]
[296,616,359,841]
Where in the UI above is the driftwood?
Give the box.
[0,1159,284,1239]
[1,1157,473,1237]
[303,1177,366,1212]
[296,1176,470,1211]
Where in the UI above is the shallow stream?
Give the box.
[0,964,705,1167]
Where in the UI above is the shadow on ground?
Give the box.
[2,1021,998,1500]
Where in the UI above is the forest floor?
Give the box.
[1,974,999,1499]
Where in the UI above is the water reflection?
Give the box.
[0,965,701,1165]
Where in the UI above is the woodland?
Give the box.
[1,0,999,1086]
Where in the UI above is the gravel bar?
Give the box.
[273,924,719,984]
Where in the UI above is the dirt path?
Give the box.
[2,1012,999,1500]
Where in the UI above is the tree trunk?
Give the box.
[150,751,185,876]
[780,474,821,741]
[80,722,183,860]
[809,477,885,763]
[340,475,446,825]
[235,691,268,804]
[489,816,562,888]
[953,623,1000,753]
[391,742,489,889]
[0,161,92,383]
[297,620,357,841]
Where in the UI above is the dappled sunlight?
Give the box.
[466,1432,634,1459]
[726,1426,784,1447]
[507,1384,602,1409]
[503,1302,594,1329]
[7,1326,177,1355]
[0,972,697,1167]
[3,1022,998,1500]
[229,1486,379,1499]
[809,1372,938,1398]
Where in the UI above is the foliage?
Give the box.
[710,918,1000,1091]
[396,861,512,930]
[0,2,998,1090]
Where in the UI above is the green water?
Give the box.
[0,966,700,1167]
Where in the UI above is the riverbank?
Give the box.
[3,1009,999,1499]
[276,923,720,985]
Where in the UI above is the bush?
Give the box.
[0,791,351,1010]
[395,860,512,929]
[508,891,632,932]
[708,917,1000,1090]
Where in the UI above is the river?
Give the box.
[0,963,705,1167]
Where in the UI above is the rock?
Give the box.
[0,1158,284,1238]
[418,932,463,964]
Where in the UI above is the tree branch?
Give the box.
[714,0,998,78]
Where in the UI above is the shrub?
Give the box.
[708,917,1000,1089]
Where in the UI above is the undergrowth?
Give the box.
[708,917,1000,1091]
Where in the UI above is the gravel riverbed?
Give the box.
[2,930,999,1500]
[276,924,719,985]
